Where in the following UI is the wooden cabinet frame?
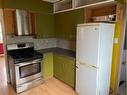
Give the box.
[3,8,35,36]
[85,3,123,23]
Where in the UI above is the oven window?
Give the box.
[19,62,41,78]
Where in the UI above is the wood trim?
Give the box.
[29,13,36,36]
[84,8,92,23]
[116,3,124,21]
[3,8,15,11]
[3,9,15,35]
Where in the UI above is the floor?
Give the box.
[0,56,78,95]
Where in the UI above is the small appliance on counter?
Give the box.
[7,42,43,93]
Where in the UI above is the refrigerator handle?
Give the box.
[77,61,99,69]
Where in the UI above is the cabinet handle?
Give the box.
[76,66,78,69]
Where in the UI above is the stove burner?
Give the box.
[8,48,42,64]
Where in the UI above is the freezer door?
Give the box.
[76,62,99,95]
[76,25,100,67]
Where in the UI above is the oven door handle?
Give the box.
[15,59,42,67]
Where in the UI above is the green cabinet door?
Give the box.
[43,53,53,80]
[63,57,75,88]
[53,54,75,88]
[53,54,64,81]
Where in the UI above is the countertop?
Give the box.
[37,47,76,58]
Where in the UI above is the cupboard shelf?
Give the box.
[84,3,123,23]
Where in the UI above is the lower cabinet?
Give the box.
[43,53,53,80]
[54,54,75,88]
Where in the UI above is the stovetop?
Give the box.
[8,48,43,64]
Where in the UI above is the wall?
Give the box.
[35,13,54,38]
[54,9,84,51]
[55,9,84,39]
[0,0,3,8]
[4,0,53,13]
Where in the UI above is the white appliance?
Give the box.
[76,23,115,95]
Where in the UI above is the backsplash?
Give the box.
[6,35,34,44]
[6,35,57,50]
[34,38,56,50]
[6,35,76,51]
[56,39,76,51]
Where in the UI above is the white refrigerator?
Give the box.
[76,23,115,95]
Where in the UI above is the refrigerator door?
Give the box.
[76,62,99,95]
[76,25,100,67]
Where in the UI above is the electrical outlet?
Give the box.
[114,38,118,44]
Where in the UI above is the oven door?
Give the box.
[15,59,42,85]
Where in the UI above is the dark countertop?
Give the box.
[36,47,76,58]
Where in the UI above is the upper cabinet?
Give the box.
[54,0,118,13]
[85,3,124,23]
[3,9,15,35]
[75,0,115,8]
[54,0,74,13]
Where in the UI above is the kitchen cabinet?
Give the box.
[85,3,123,23]
[3,9,15,35]
[54,0,74,13]
[54,0,118,13]
[54,54,75,88]
[43,53,53,80]
[35,13,55,38]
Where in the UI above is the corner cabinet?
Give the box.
[54,0,117,13]
[54,54,75,88]
[43,53,53,80]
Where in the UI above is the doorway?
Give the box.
[0,9,10,88]
[118,24,126,95]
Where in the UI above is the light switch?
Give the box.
[114,38,118,44]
